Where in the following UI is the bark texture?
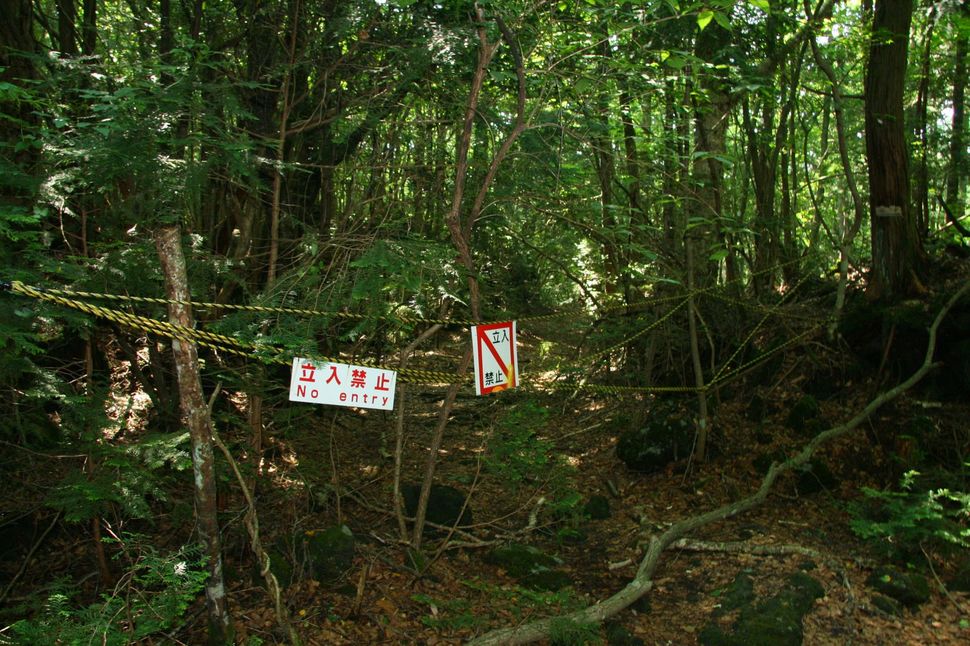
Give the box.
[155,226,233,645]
[864,0,924,300]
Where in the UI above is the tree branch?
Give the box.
[468,280,970,645]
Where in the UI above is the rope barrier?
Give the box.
[5,256,830,395]
[9,281,460,385]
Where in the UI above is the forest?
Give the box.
[1,0,969,644]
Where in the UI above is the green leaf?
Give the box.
[748,0,771,10]
[697,10,714,31]
[664,55,687,70]
[714,11,731,30]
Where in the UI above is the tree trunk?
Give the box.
[154,226,233,645]
[691,21,733,288]
[913,8,937,237]
[56,0,78,55]
[946,6,968,224]
[81,0,96,56]
[864,0,925,301]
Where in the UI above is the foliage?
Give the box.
[45,389,192,522]
[10,535,207,645]
[484,399,554,488]
[411,593,482,630]
[849,469,970,563]
[464,576,584,615]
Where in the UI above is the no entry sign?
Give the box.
[289,358,397,410]
[471,321,518,396]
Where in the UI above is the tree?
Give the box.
[945,2,969,225]
[864,0,926,300]
[155,227,233,645]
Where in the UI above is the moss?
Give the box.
[871,594,902,616]
[583,494,612,520]
[484,543,561,578]
[700,572,824,646]
[715,571,755,615]
[521,569,573,592]
[795,459,838,495]
[616,411,692,473]
[304,524,355,584]
[865,567,930,608]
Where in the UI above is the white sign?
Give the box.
[289,358,397,410]
[471,321,518,396]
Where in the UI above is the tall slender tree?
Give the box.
[864,0,925,300]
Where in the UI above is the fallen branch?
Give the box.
[467,280,969,646]
[671,538,825,561]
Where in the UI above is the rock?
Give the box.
[520,569,573,592]
[484,543,572,591]
[303,524,355,584]
[584,494,612,520]
[785,395,821,436]
[485,543,560,577]
[714,571,755,616]
[794,459,838,495]
[616,410,692,473]
[949,338,970,396]
[264,546,293,588]
[630,595,651,614]
[948,557,970,593]
[871,594,902,616]
[865,567,930,608]
[401,483,472,531]
[605,621,645,646]
[752,450,787,475]
[700,572,824,646]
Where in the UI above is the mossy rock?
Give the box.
[616,411,692,473]
[871,594,903,616]
[714,571,755,616]
[865,567,930,608]
[264,546,293,588]
[303,524,355,584]
[584,494,612,520]
[401,483,472,531]
[700,572,824,646]
[484,543,561,577]
[785,396,821,435]
[520,569,573,592]
[947,557,970,593]
[605,621,645,646]
[947,338,970,395]
[752,450,787,475]
[630,595,651,614]
[795,459,839,495]
[485,543,571,590]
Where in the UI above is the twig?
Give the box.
[351,561,370,617]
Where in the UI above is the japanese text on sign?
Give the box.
[471,321,518,396]
[289,358,396,410]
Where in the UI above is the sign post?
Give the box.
[471,321,518,396]
[289,358,397,410]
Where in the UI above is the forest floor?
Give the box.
[210,375,970,646]
[2,287,970,645]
